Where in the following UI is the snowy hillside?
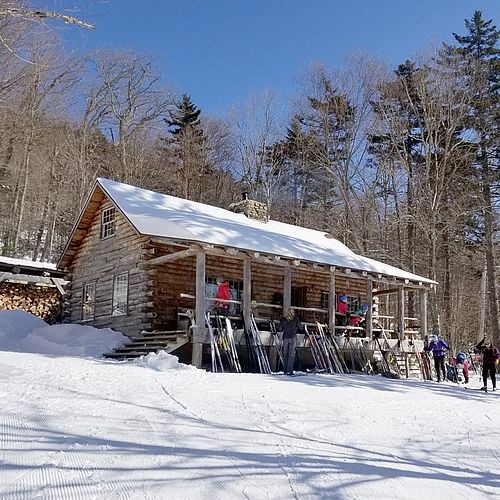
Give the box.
[0,311,498,499]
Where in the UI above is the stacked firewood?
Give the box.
[0,282,62,322]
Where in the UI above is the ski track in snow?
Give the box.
[1,352,500,499]
[240,389,297,499]
[261,391,301,500]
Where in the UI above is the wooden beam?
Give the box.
[243,257,252,328]
[419,288,428,339]
[373,287,399,297]
[328,272,335,333]
[147,237,433,288]
[283,266,291,313]
[192,251,206,368]
[144,248,196,267]
[51,278,66,296]
[397,285,405,340]
[365,279,373,338]
[0,272,8,283]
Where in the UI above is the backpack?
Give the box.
[456,352,466,364]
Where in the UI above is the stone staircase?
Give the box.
[104,330,190,359]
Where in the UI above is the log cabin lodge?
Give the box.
[56,178,437,374]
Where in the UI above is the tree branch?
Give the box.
[0,8,95,31]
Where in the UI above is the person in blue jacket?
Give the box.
[424,333,449,382]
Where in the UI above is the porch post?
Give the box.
[243,257,252,327]
[192,250,206,368]
[365,279,373,338]
[328,272,336,334]
[397,285,405,340]
[419,288,428,339]
[283,265,291,312]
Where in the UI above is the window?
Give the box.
[291,286,307,308]
[206,277,243,316]
[82,282,96,321]
[101,207,116,239]
[337,293,359,313]
[320,291,329,310]
[112,273,129,316]
[321,292,360,313]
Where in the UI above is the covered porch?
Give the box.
[139,238,432,377]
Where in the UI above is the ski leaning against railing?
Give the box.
[380,329,403,378]
[205,312,224,373]
[213,314,242,373]
[413,341,432,380]
[303,324,324,370]
[223,316,242,373]
[303,323,348,374]
[304,324,332,372]
[246,313,272,374]
[317,322,349,374]
[269,319,285,371]
[372,331,400,379]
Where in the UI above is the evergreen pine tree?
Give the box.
[448,11,500,345]
[166,94,201,135]
[162,94,212,200]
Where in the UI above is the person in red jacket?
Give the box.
[336,295,348,326]
[215,277,231,315]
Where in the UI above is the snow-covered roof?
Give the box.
[0,256,66,280]
[0,256,56,270]
[94,178,435,285]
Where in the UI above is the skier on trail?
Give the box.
[279,307,302,376]
[476,336,499,392]
[424,333,449,382]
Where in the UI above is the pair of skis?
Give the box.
[245,314,272,374]
[414,346,432,380]
[344,334,373,374]
[206,312,241,373]
[304,323,348,374]
[269,320,285,371]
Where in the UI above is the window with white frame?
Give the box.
[112,273,129,316]
[100,207,116,239]
[82,282,96,321]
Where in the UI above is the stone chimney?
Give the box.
[229,192,268,222]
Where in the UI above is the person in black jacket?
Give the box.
[279,307,302,376]
[476,336,499,392]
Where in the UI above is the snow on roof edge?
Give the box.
[96,177,436,285]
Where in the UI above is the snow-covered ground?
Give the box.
[0,311,498,499]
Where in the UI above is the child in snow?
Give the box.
[451,352,469,384]
[476,336,499,392]
[424,333,449,382]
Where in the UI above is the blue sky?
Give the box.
[41,0,500,117]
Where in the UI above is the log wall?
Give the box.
[149,245,367,327]
[66,200,154,337]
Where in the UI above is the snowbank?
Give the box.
[0,310,128,357]
[0,309,48,342]
[136,350,198,371]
